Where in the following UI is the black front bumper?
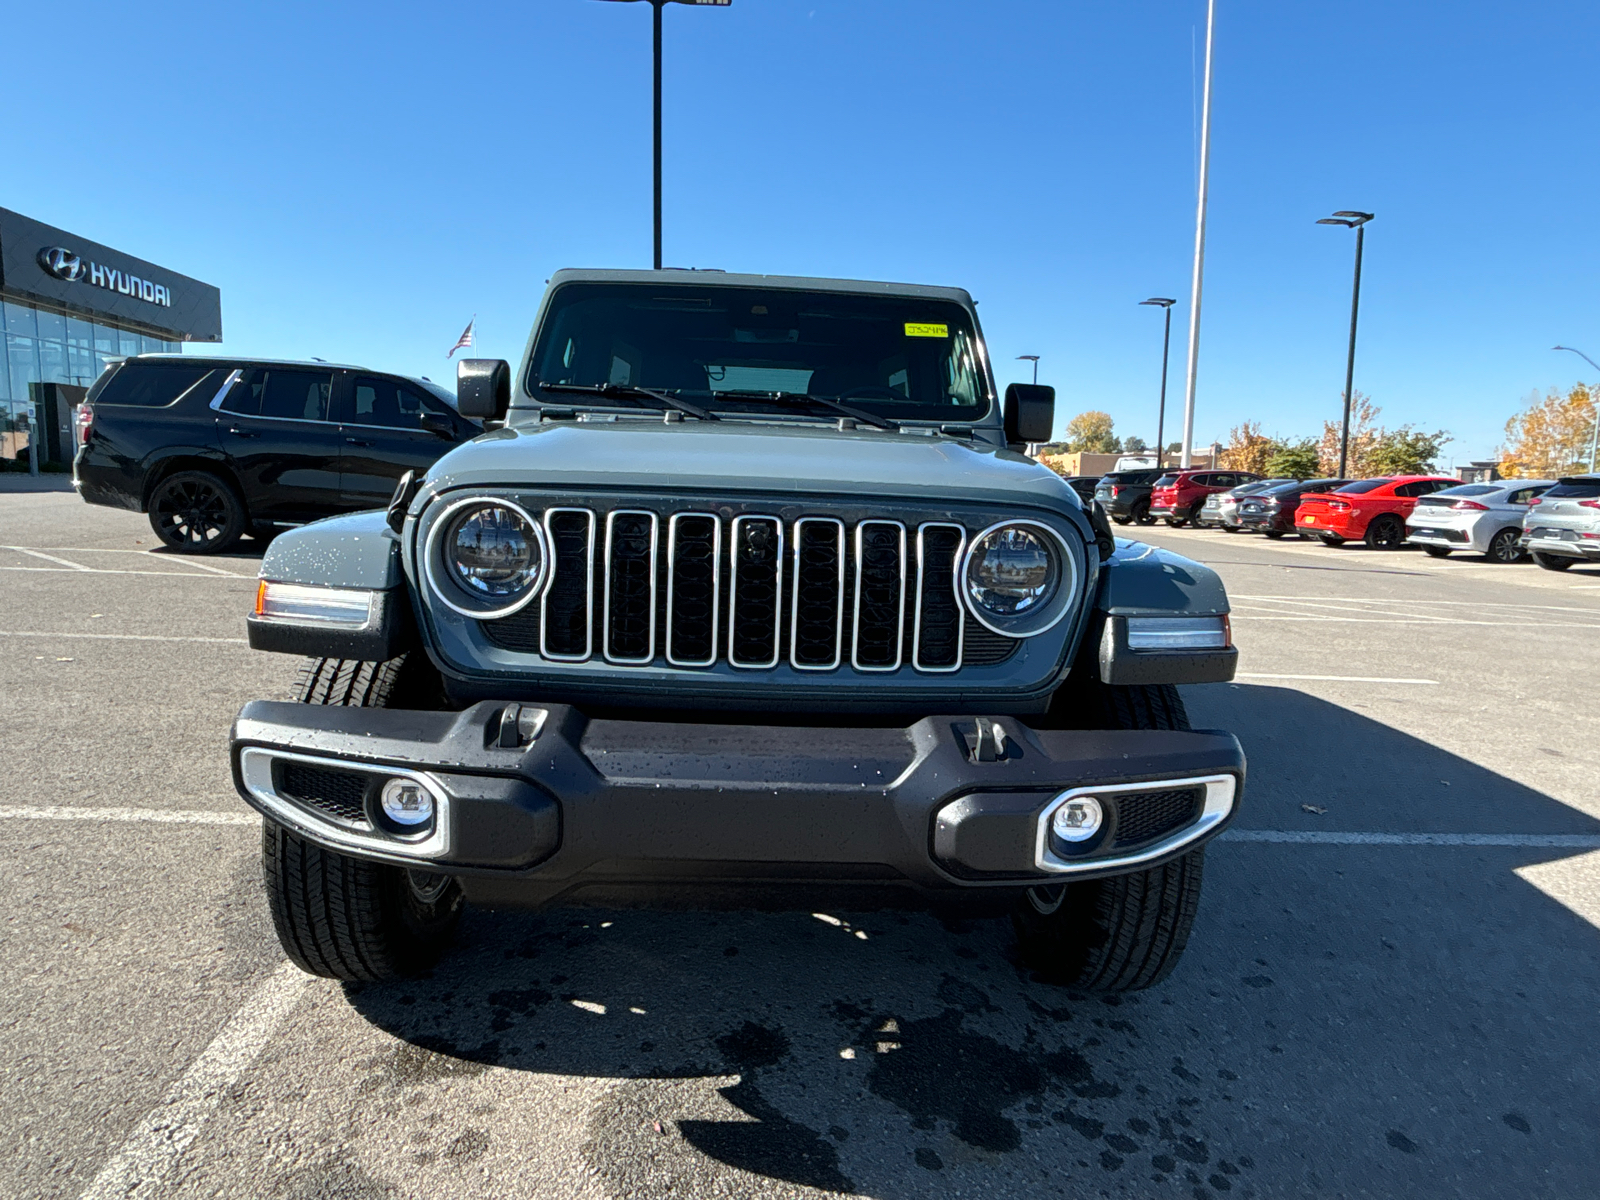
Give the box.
[231,701,1244,910]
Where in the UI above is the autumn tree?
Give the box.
[1367,427,1449,476]
[1317,392,1381,476]
[1264,439,1321,479]
[1064,411,1120,453]
[1500,384,1597,478]
[1219,421,1282,475]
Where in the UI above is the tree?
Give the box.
[1064,411,1119,453]
[1219,421,1282,475]
[1317,392,1381,476]
[1121,435,1148,454]
[1264,439,1321,479]
[1500,384,1597,478]
[1367,427,1449,476]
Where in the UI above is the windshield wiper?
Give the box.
[716,390,899,431]
[537,381,718,422]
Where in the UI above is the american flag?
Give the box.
[448,317,475,358]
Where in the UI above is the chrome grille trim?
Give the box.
[913,522,966,673]
[728,515,784,669]
[665,512,722,667]
[852,519,906,672]
[602,509,659,664]
[539,507,596,662]
[789,517,846,671]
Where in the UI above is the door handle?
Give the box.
[226,427,259,438]
[345,437,373,447]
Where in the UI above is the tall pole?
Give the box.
[1157,304,1172,466]
[1179,0,1216,469]
[652,0,663,269]
[1337,223,1365,478]
[1552,346,1600,472]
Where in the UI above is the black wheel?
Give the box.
[1364,515,1406,550]
[148,470,245,554]
[1111,515,1131,526]
[1422,545,1451,558]
[1165,516,1187,528]
[1017,682,1207,992]
[1132,500,1154,526]
[1533,552,1574,572]
[1263,529,1285,540]
[1224,523,1245,533]
[1485,528,1523,564]
[262,655,461,981]
[1319,534,1346,546]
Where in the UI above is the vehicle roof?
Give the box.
[546,267,976,306]
[1558,473,1600,483]
[112,354,457,399]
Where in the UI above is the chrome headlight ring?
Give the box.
[423,496,549,620]
[958,518,1080,638]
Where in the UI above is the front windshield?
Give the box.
[526,283,991,423]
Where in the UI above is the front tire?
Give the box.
[148,470,245,554]
[262,655,461,981]
[1016,682,1207,992]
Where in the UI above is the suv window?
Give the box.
[1506,485,1550,505]
[223,368,333,421]
[1153,473,1181,487]
[1546,479,1600,499]
[349,376,447,429]
[95,364,217,408]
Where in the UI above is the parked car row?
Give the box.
[1096,464,1600,571]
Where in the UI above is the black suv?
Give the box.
[1235,478,1350,538]
[1093,468,1164,525]
[75,356,479,553]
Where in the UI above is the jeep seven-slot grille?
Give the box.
[482,510,1020,672]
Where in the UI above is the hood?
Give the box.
[425,420,1078,511]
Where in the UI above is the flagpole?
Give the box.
[1179,0,1216,470]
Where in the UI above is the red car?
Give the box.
[1293,475,1458,548]
[1148,469,1262,527]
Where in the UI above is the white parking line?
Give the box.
[0,565,247,579]
[0,631,250,645]
[1234,672,1439,685]
[78,960,312,1200]
[1232,614,1600,628]
[0,806,256,826]
[1225,830,1600,848]
[3,545,93,571]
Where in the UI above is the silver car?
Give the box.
[1406,480,1553,562]
[1520,474,1600,571]
[1199,479,1291,531]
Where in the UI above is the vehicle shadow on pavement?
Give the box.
[339,686,1600,1199]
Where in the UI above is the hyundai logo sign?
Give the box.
[36,244,171,308]
[38,246,85,282]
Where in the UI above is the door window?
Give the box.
[221,368,333,421]
[1507,486,1547,505]
[347,376,442,429]
[1393,481,1429,498]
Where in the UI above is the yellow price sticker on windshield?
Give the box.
[904,322,949,338]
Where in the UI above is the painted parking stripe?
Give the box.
[0,805,256,826]
[0,565,248,580]
[1234,672,1439,685]
[0,630,250,645]
[1225,829,1600,848]
[2,545,93,570]
[78,960,312,1200]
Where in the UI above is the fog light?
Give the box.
[1051,796,1103,843]
[380,778,433,828]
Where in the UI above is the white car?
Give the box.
[1521,474,1600,571]
[1405,479,1553,562]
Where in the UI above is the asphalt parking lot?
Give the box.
[4,484,1599,1200]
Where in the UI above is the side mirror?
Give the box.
[1003,382,1055,445]
[456,358,510,420]
[420,411,455,439]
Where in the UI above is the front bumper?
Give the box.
[230,700,1244,910]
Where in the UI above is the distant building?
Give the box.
[1455,461,1501,483]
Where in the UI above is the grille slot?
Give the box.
[729,516,784,668]
[853,520,905,670]
[790,517,844,670]
[541,508,595,661]
[914,523,965,671]
[604,510,658,663]
[1112,787,1202,848]
[667,513,720,666]
[277,762,370,825]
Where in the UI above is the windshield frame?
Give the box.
[520,281,998,426]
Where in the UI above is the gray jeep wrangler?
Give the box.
[233,269,1243,990]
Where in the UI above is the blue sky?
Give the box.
[7,0,1598,462]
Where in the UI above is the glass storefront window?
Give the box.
[3,301,37,339]
[68,345,97,384]
[118,330,141,356]
[96,350,121,376]
[0,337,10,401]
[35,309,66,343]
[38,339,68,385]
[93,323,119,353]
[7,335,38,402]
[140,335,165,356]
[66,317,94,349]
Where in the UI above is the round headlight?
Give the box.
[426,499,546,618]
[961,521,1075,636]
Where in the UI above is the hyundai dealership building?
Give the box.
[0,207,222,465]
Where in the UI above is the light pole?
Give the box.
[1016,354,1040,385]
[598,0,730,269]
[1317,210,1374,478]
[1140,298,1176,466]
[1552,345,1600,472]
[1179,0,1216,468]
